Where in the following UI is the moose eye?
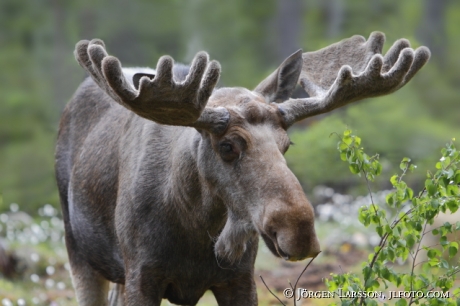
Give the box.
[219,142,239,162]
[220,143,233,153]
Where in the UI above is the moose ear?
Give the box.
[254,49,303,103]
[133,73,156,90]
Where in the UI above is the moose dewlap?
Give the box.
[55,32,430,305]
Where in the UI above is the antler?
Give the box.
[278,32,431,126]
[74,39,229,134]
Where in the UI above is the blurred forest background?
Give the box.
[0,0,459,214]
[1,0,459,305]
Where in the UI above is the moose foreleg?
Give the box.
[211,273,258,306]
[69,256,111,306]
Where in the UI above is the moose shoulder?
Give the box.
[55,32,430,306]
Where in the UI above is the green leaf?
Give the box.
[371,214,380,224]
[427,249,438,259]
[343,135,353,145]
[375,162,382,176]
[400,247,410,261]
[395,298,407,306]
[400,157,410,170]
[422,262,431,274]
[385,224,392,234]
[366,172,375,182]
[326,279,338,291]
[356,150,364,163]
[380,267,390,281]
[366,300,378,306]
[425,179,437,196]
[396,275,402,287]
[454,170,460,184]
[440,258,449,269]
[440,235,449,246]
[405,187,414,200]
[358,210,366,224]
[441,156,451,168]
[386,193,395,206]
[342,300,352,306]
[414,279,425,290]
[363,266,372,281]
[349,163,360,174]
[445,168,455,179]
[376,225,383,237]
[448,242,458,257]
[347,150,355,162]
[446,199,459,213]
[406,234,415,249]
[339,142,349,151]
[364,279,380,290]
[354,136,361,146]
[387,248,396,261]
[447,184,459,196]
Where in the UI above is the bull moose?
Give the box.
[55,32,430,305]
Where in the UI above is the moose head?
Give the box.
[74,32,429,264]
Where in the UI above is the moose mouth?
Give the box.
[260,232,291,261]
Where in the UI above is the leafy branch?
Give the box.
[326,130,460,306]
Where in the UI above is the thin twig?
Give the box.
[293,254,320,291]
[259,275,287,306]
[409,268,460,305]
[409,221,428,305]
[362,168,385,228]
[398,162,410,184]
[290,254,320,305]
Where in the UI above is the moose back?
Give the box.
[55,32,429,305]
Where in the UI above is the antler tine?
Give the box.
[100,55,138,103]
[74,39,228,133]
[400,46,431,86]
[278,32,430,126]
[75,40,105,91]
[382,38,410,73]
[75,40,125,104]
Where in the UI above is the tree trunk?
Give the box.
[275,0,303,62]
[417,0,447,67]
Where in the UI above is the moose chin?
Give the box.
[55,32,429,306]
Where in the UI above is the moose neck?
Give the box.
[157,125,228,236]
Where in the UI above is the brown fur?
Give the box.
[57,33,429,305]
[57,79,319,306]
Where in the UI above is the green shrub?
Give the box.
[325,129,460,305]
